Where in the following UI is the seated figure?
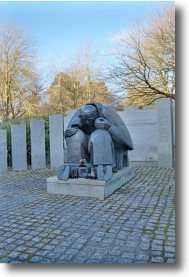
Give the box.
[58,102,133,181]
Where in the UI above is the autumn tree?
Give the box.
[0,21,41,122]
[44,71,112,114]
[44,39,118,114]
[44,72,83,114]
[107,3,175,106]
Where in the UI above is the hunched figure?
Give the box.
[58,102,133,181]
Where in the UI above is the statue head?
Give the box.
[81,104,97,126]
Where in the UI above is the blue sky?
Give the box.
[0,1,173,87]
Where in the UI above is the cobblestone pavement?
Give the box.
[0,164,175,264]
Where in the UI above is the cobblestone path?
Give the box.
[0,165,175,264]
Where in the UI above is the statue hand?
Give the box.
[94,118,111,130]
[65,128,78,138]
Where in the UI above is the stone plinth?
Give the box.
[46,166,135,200]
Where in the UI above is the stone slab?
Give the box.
[0,129,7,173]
[49,115,64,168]
[118,105,158,162]
[11,124,27,171]
[30,119,46,169]
[46,166,135,200]
[157,98,174,168]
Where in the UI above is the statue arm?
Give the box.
[100,106,133,149]
[108,125,128,146]
[65,110,83,138]
[94,117,127,146]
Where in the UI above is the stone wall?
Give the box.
[64,99,175,167]
[0,99,175,172]
[117,105,158,162]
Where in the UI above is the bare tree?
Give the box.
[107,3,175,106]
[70,39,106,103]
[0,21,41,122]
[43,39,117,114]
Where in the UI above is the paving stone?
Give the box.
[65,248,79,255]
[101,256,119,263]
[135,253,150,261]
[77,238,88,244]
[165,241,175,247]
[5,244,17,251]
[7,251,21,259]
[153,239,163,245]
[164,246,175,253]
[90,252,103,260]
[18,253,30,261]
[29,255,45,263]
[166,258,175,263]
[46,252,62,260]
[77,250,93,258]
[36,250,51,256]
[25,247,38,254]
[151,250,162,256]
[25,241,36,247]
[118,258,133,263]
[122,252,135,259]
[165,252,175,258]
[15,246,28,252]
[58,254,74,262]
[139,242,150,250]
[151,256,164,263]
[0,164,175,264]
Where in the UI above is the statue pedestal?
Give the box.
[46,166,135,200]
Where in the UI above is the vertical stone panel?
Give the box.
[172,101,175,163]
[64,109,76,131]
[157,98,174,168]
[11,124,27,171]
[63,109,76,163]
[30,119,46,169]
[0,129,7,172]
[118,105,158,161]
[49,115,64,168]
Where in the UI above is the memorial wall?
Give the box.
[0,99,175,172]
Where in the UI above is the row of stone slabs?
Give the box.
[46,166,135,200]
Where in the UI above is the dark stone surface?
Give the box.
[61,103,134,181]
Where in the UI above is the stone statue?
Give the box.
[57,102,133,181]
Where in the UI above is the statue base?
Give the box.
[46,166,135,200]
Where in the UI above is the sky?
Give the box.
[0,1,169,72]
